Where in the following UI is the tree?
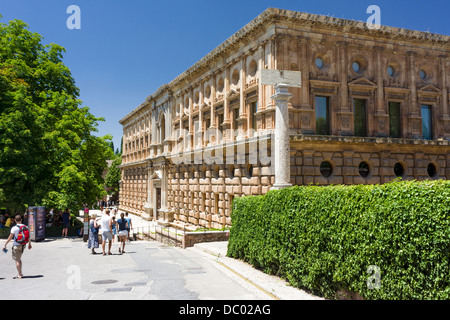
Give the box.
[0,17,113,212]
[105,155,122,202]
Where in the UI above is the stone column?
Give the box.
[271,84,293,190]
[143,165,153,220]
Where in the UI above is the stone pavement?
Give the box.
[189,241,322,300]
[1,209,321,300]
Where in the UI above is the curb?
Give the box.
[189,242,323,301]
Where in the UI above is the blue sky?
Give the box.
[1,0,449,151]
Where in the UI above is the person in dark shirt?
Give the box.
[62,208,71,238]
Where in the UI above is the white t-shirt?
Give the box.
[10,224,24,246]
[101,215,111,233]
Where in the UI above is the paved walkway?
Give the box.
[1,209,321,300]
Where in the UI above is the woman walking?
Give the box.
[61,208,71,238]
[87,214,100,254]
[116,213,128,254]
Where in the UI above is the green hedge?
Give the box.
[227,180,450,300]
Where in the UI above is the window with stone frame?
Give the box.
[251,101,258,133]
[233,107,239,135]
[388,102,401,138]
[353,98,368,137]
[315,96,330,135]
[421,105,433,140]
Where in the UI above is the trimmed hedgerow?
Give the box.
[227,180,450,300]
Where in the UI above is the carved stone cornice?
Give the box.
[120,8,450,126]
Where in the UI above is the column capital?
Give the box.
[271,84,294,102]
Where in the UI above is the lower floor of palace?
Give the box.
[118,135,450,229]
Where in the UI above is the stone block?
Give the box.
[251,186,260,194]
[261,176,270,185]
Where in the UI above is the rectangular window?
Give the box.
[389,102,401,138]
[218,113,224,127]
[233,108,240,140]
[353,99,367,137]
[233,108,239,131]
[421,105,433,140]
[217,113,224,142]
[251,102,258,132]
[315,96,330,135]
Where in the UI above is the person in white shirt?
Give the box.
[100,209,113,255]
[2,215,32,279]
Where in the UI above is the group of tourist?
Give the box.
[87,209,132,256]
[1,209,71,238]
[0,212,15,229]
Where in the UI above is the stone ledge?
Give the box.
[292,134,450,146]
[182,230,230,249]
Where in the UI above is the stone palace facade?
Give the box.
[119,8,450,228]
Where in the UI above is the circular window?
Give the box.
[387,66,395,77]
[394,162,405,178]
[427,163,437,178]
[358,162,370,178]
[217,78,224,92]
[315,57,324,69]
[248,60,258,77]
[231,69,240,86]
[352,61,361,73]
[194,92,200,104]
[420,70,427,80]
[204,85,211,99]
[320,161,333,178]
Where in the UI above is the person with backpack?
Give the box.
[2,215,32,279]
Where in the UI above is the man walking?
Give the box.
[3,215,32,279]
[101,209,113,255]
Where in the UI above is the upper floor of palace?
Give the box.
[119,8,450,165]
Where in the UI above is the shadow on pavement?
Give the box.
[21,275,44,279]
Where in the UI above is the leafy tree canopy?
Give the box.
[105,154,122,199]
[0,17,114,212]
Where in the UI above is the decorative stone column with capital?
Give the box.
[271,83,293,190]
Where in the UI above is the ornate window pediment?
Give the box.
[310,79,340,94]
[151,170,162,181]
[227,88,239,99]
[418,84,441,95]
[418,84,441,103]
[348,78,377,90]
[348,78,377,97]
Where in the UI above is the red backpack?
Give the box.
[15,225,30,245]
